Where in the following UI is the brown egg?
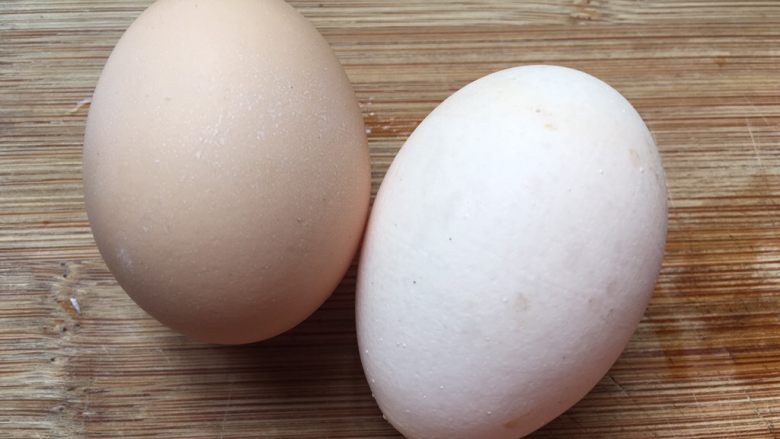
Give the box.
[82,0,370,344]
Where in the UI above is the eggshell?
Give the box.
[83,0,370,344]
[356,65,667,438]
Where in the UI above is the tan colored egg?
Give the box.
[83,0,370,344]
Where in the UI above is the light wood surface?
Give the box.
[2,1,780,438]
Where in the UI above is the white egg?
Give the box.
[356,65,667,439]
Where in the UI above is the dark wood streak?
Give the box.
[2,1,780,438]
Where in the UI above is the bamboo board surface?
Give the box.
[2,1,780,438]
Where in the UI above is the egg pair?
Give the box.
[83,1,667,438]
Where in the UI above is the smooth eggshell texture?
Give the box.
[357,65,667,438]
[83,0,370,344]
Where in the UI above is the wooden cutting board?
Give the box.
[2,1,780,437]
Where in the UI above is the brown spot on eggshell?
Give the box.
[629,148,641,167]
[503,412,532,429]
[513,293,529,312]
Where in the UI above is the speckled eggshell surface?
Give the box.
[83,0,370,344]
[356,65,667,438]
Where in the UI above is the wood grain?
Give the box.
[2,1,780,437]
